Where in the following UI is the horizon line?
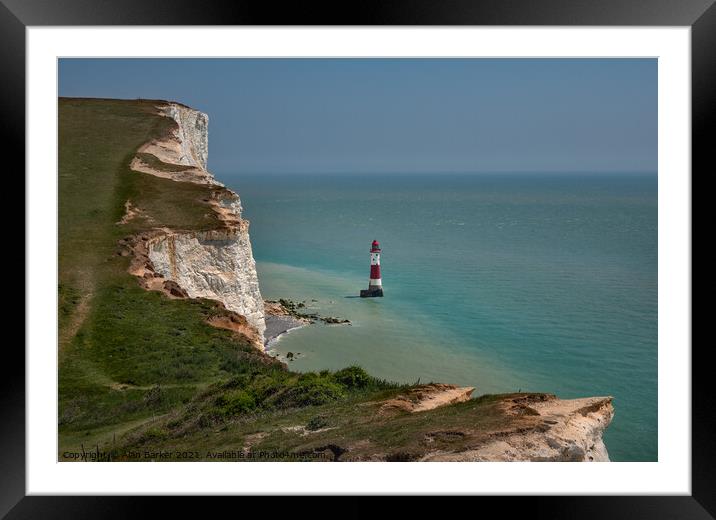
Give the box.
[213,169,658,176]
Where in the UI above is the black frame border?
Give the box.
[6,0,710,516]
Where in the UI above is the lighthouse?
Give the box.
[360,240,384,297]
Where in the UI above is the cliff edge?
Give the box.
[124,103,266,347]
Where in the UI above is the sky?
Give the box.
[58,58,657,175]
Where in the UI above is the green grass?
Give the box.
[107,387,537,462]
[122,170,223,232]
[58,98,266,451]
[134,152,196,172]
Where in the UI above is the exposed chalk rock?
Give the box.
[161,103,209,170]
[147,226,266,346]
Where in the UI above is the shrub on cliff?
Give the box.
[135,426,169,445]
[333,366,371,389]
[214,389,257,417]
[273,373,345,408]
[306,415,329,431]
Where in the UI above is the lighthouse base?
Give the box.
[360,287,384,298]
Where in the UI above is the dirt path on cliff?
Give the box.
[412,386,476,412]
[58,288,93,353]
[106,381,207,392]
[374,384,475,416]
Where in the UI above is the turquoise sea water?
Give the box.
[220,172,657,462]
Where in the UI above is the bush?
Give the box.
[306,415,328,431]
[274,374,345,408]
[214,389,256,417]
[215,367,382,414]
[333,366,370,389]
[139,427,168,443]
[222,374,252,389]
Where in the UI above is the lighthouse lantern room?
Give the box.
[360,240,384,297]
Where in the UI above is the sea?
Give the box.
[220,172,658,462]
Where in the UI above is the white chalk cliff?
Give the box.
[147,228,266,342]
[131,102,266,346]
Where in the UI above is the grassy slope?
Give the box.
[58,98,539,461]
[113,380,533,461]
[58,98,272,452]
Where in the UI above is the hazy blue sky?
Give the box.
[59,58,656,174]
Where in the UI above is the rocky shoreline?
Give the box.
[263,298,351,349]
[263,314,308,348]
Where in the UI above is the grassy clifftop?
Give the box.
[58,98,610,462]
[59,98,273,451]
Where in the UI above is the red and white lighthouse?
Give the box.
[360,240,384,297]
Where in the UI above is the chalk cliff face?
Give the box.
[130,102,266,346]
[147,228,266,341]
[161,103,209,170]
